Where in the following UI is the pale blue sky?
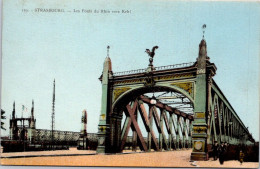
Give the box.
[1,0,259,141]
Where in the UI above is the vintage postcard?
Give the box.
[1,0,259,168]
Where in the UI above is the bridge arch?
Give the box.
[112,85,194,111]
[108,85,194,153]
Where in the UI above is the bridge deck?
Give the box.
[1,148,258,168]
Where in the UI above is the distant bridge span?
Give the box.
[96,39,254,160]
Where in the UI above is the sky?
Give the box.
[1,0,259,141]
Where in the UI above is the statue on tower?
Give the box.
[145,46,159,69]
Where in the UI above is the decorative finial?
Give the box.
[107,45,110,57]
[202,24,206,39]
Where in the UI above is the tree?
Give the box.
[1,109,6,130]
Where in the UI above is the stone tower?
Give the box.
[96,46,113,153]
[191,38,215,161]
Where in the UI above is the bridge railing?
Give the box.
[113,68,147,76]
[113,62,195,76]
[154,62,195,71]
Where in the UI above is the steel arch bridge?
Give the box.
[96,39,255,160]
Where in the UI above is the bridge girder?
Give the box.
[207,81,255,145]
[107,96,193,153]
[96,40,255,161]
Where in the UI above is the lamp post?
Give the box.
[150,95,157,105]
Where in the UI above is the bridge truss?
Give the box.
[96,39,255,161]
[118,94,193,152]
[207,80,254,145]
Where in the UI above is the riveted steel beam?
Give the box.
[139,95,193,120]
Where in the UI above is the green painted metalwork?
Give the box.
[96,56,112,153]
[96,40,255,160]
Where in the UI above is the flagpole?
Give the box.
[22,105,24,118]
